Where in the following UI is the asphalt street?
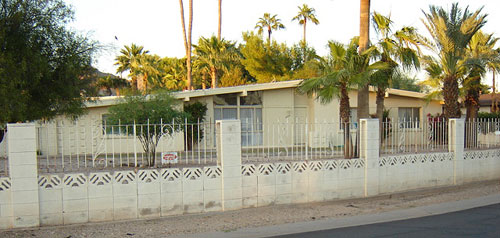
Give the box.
[268,203,500,238]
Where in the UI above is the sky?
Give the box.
[65,0,499,83]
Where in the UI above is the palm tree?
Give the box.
[255,13,285,42]
[218,0,222,40]
[193,36,239,88]
[357,0,371,120]
[464,31,500,119]
[179,0,194,90]
[371,12,422,122]
[298,37,386,158]
[422,3,487,118]
[292,4,319,44]
[114,43,149,90]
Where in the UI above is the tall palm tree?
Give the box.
[193,36,239,88]
[179,0,194,90]
[371,12,422,122]
[255,13,285,42]
[292,4,319,44]
[422,3,487,118]
[464,31,500,119]
[357,0,371,120]
[298,37,386,158]
[218,0,222,40]
[114,43,149,90]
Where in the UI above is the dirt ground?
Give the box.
[1,180,499,238]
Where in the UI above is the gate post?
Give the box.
[360,119,380,197]
[216,120,243,211]
[7,123,40,228]
[449,119,465,185]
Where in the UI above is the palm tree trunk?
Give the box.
[186,0,193,90]
[179,0,192,90]
[357,0,371,120]
[268,26,272,42]
[376,88,385,121]
[217,0,222,40]
[340,85,352,158]
[443,75,461,118]
[492,72,497,112]
[303,19,307,44]
[211,67,218,88]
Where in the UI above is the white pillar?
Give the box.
[449,119,465,185]
[216,120,243,211]
[360,119,380,197]
[7,123,40,227]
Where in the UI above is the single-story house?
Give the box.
[34,80,443,157]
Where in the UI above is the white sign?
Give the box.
[161,152,178,164]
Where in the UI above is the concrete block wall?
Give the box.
[1,120,500,229]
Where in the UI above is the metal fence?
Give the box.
[0,128,7,177]
[36,120,217,173]
[241,120,359,163]
[465,118,500,150]
[381,118,449,155]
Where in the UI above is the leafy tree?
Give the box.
[106,93,187,166]
[193,36,240,88]
[184,101,208,150]
[240,32,293,82]
[255,13,285,42]
[422,3,487,118]
[0,0,99,125]
[292,4,319,44]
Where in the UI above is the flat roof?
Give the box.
[85,79,433,108]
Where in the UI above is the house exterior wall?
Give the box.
[37,87,443,157]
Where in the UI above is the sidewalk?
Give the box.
[175,193,500,238]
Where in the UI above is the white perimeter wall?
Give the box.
[1,120,500,229]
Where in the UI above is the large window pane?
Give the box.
[214,94,237,105]
[241,91,262,105]
[222,108,237,119]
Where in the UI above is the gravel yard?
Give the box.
[1,180,499,238]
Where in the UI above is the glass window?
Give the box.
[101,114,126,135]
[398,107,420,128]
[213,94,237,105]
[241,91,262,105]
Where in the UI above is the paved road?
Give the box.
[269,203,500,238]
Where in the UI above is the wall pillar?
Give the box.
[360,119,380,197]
[449,119,465,185]
[7,123,40,227]
[216,120,243,211]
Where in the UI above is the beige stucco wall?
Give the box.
[38,87,443,156]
